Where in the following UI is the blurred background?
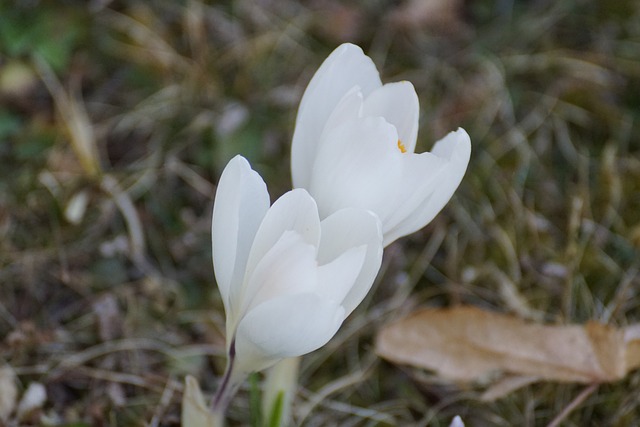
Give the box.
[1,0,640,425]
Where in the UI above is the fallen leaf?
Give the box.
[479,375,539,402]
[624,324,640,372]
[375,306,640,390]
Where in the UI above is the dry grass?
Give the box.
[1,0,640,425]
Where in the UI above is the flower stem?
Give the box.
[211,341,246,424]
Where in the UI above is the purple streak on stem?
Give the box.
[211,339,245,420]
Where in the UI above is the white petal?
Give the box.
[322,87,365,132]
[381,152,447,241]
[292,43,382,189]
[318,208,383,315]
[241,231,318,315]
[384,128,471,245]
[309,116,402,220]
[243,189,321,282]
[212,156,269,314]
[317,244,367,305]
[449,416,465,427]
[233,293,345,373]
[362,81,420,153]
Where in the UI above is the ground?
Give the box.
[1,0,640,425]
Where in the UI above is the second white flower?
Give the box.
[291,43,471,246]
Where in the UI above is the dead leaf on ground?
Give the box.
[376,306,640,397]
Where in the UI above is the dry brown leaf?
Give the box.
[479,375,539,402]
[624,324,640,372]
[376,306,640,387]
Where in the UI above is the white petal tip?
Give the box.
[335,43,364,55]
[228,154,249,166]
[433,128,471,163]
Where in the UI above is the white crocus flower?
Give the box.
[212,155,383,376]
[291,43,471,246]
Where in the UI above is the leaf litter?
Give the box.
[376,306,640,400]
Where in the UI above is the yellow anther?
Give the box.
[397,140,407,153]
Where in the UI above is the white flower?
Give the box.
[212,155,383,374]
[291,43,471,246]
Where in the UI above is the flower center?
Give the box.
[397,140,407,154]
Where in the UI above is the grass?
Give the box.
[1,0,640,425]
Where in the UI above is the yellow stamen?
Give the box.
[397,140,407,153]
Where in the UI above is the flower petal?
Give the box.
[234,293,345,373]
[212,155,269,315]
[381,152,447,243]
[317,244,367,305]
[243,189,321,282]
[362,81,420,153]
[318,208,383,315]
[384,128,471,245]
[321,87,365,132]
[292,43,382,189]
[309,116,402,220]
[241,231,318,316]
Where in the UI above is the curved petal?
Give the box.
[322,87,365,132]
[317,244,367,305]
[384,128,471,245]
[241,231,318,316]
[318,208,383,315]
[381,151,447,242]
[362,81,420,153]
[212,156,269,315]
[243,189,321,283]
[292,43,382,189]
[309,116,403,220]
[233,293,345,373]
